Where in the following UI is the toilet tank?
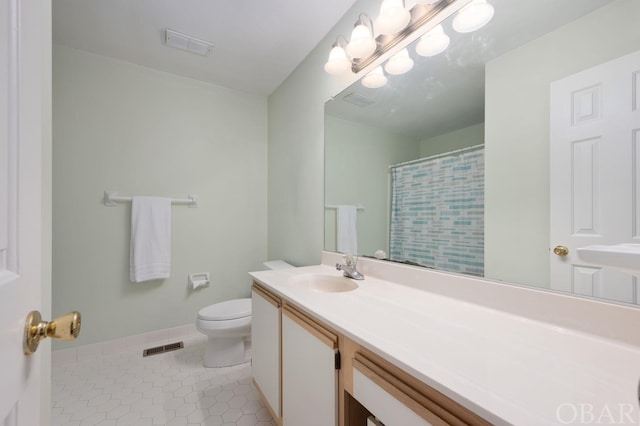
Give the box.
[263,260,295,270]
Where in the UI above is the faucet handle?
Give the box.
[344,253,356,266]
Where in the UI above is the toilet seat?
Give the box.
[198,298,251,321]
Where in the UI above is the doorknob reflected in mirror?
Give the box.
[553,245,569,256]
[24,310,81,355]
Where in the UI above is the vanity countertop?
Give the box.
[250,261,640,425]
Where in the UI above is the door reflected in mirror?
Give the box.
[324,0,640,305]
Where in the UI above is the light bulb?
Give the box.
[384,48,414,75]
[375,0,411,35]
[346,21,377,58]
[324,45,351,75]
[452,0,494,33]
[362,66,387,88]
[415,25,450,57]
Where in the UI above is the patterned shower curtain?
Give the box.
[389,147,484,276]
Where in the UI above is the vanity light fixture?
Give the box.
[324,0,495,86]
[324,0,458,76]
[324,36,352,75]
[375,0,411,35]
[346,14,377,59]
[452,0,495,33]
[165,29,213,56]
[361,66,388,88]
[384,48,414,75]
[415,24,450,57]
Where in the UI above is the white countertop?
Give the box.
[250,262,640,425]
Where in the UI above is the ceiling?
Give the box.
[325,0,612,140]
[53,0,359,96]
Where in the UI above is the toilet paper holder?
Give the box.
[189,273,210,289]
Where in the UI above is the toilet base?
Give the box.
[203,336,248,368]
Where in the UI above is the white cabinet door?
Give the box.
[251,285,281,421]
[550,49,640,303]
[282,306,338,426]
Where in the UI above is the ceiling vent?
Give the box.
[165,29,214,56]
[343,92,377,108]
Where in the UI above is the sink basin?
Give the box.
[290,273,359,293]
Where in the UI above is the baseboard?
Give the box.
[52,324,200,364]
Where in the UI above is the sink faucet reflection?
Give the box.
[336,254,364,280]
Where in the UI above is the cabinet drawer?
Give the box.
[352,351,490,426]
[353,361,435,426]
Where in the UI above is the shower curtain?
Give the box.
[389,147,484,276]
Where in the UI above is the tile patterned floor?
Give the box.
[52,335,276,426]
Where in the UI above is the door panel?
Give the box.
[571,137,599,236]
[0,0,51,424]
[550,49,640,304]
[634,130,640,238]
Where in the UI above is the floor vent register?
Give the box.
[142,341,184,357]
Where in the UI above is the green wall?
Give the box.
[324,115,419,256]
[53,46,268,347]
[266,0,381,266]
[419,123,484,158]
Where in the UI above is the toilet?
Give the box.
[196,260,294,368]
[196,298,252,367]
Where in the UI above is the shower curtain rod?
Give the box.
[389,144,484,170]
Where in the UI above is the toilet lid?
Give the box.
[198,298,252,321]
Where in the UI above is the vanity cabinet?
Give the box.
[342,339,491,426]
[251,283,282,423]
[251,280,489,426]
[281,303,339,426]
[252,282,340,426]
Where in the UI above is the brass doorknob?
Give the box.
[553,245,569,256]
[24,310,81,355]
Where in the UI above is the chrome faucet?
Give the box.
[336,254,364,280]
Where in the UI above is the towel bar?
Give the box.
[325,204,365,211]
[103,191,198,208]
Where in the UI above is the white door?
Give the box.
[550,49,640,304]
[1,0,51,425]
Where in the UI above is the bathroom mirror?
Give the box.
[324,0,640,304]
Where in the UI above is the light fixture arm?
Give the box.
[331,35,350,50]
[355,12,375,34]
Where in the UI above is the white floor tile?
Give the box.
[52,335,275,426]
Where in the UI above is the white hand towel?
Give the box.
[130,196,172,283]
[336,205,358,255]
